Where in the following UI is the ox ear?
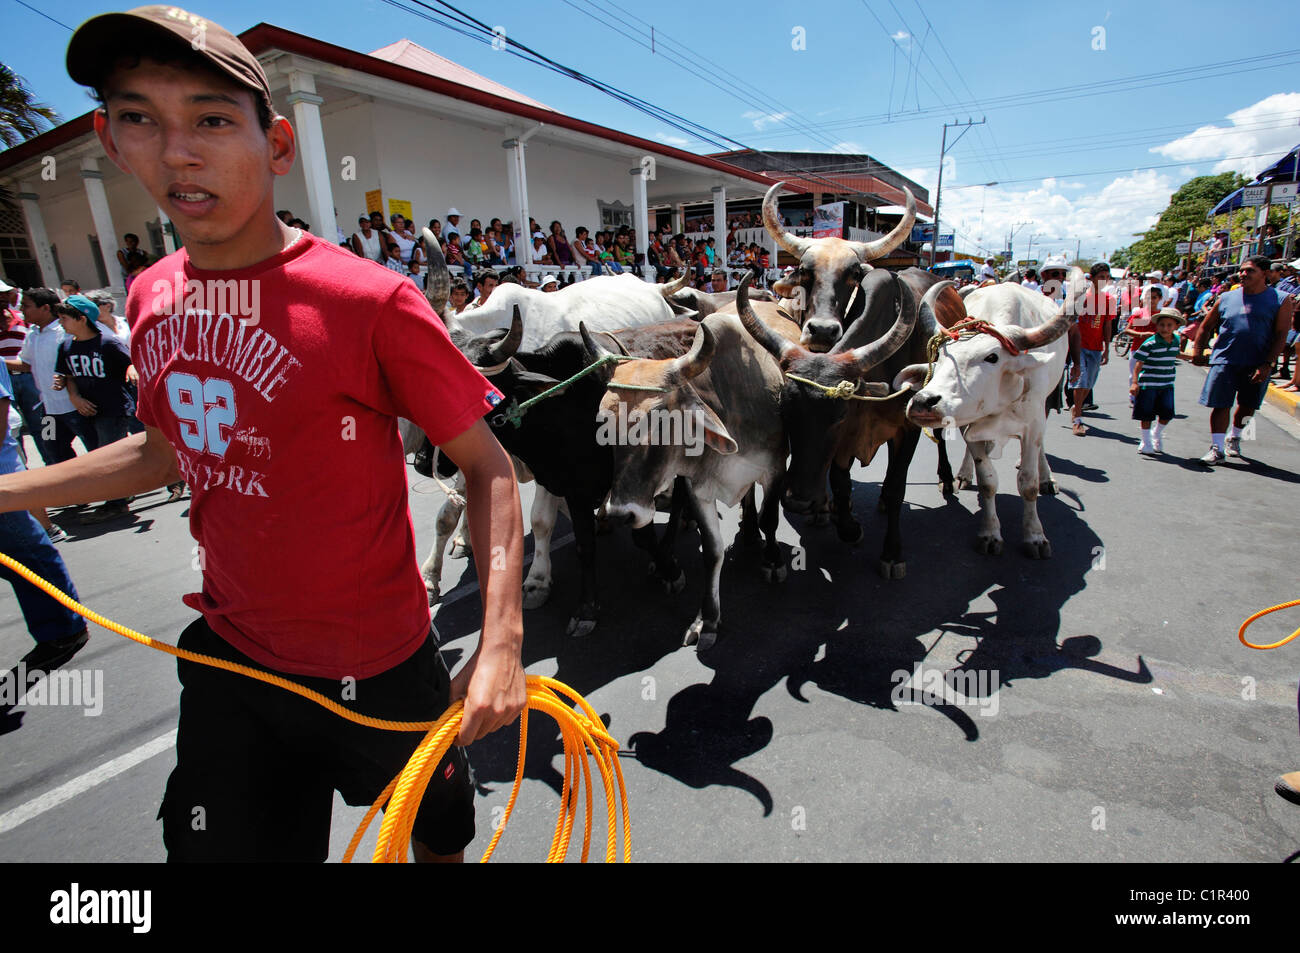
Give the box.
[685,397,737,455]
[513,369,562,393]
[998,371,1028,405]
[892,363,930,393]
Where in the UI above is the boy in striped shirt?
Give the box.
[1130,308,1185,455]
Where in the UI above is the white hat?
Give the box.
[447,208,461,218]
[533,231,545,240]
[540,274,558,288]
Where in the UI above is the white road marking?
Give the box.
[0,729,176,835]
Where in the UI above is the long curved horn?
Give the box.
[762,181,811,259]
[670,322,716,382]
[423,228,449,317]
[659,268,691,296]
[481,306,524,366]
[734,271,798,363]
[919,279,956,331]
[847,271,918,374]
[846,187,916,262]
[1003,271,1086,350]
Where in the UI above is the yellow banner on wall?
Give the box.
[365,189,384,215]
[387,198,413,223]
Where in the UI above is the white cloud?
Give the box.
[831,140,866,155]
[902,167,1175,260]
[891,30,909,41]
[654,132,689,147]
[742,110,790,131]
[1151,92,1300,177]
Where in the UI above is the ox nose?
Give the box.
[913,391,941,409]
[801,319,841,352]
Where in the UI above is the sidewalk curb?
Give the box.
[1264,383,1300,421]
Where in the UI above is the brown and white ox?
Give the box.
[893,270,1087,559]
[584,275,801,651]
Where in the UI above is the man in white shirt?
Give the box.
[979,258,998,281]
[445,207,462,240]
[10,288,80,461]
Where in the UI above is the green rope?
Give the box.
[492,353,668,429]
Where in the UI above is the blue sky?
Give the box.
[7,0,1300,261]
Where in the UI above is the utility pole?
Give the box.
[930,117,986,267]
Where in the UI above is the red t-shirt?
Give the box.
[128,233,501,678]
[1077,287,1116,352]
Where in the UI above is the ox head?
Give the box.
[735,270,920,513]
[763,181,916,351]
[897,269,1087,432]
[586,320,736,529]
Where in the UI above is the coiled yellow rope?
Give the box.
[1238,599,1300,650]
[0,550,630,863]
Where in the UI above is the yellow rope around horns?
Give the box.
[0,550,630,863]
[1238,599,1300,651]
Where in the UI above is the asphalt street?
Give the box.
[1,358,1297,863]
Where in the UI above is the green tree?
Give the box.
[1120,172,1247,273]
[0,62,58,150]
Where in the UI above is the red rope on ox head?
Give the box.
[945,319,1022,356]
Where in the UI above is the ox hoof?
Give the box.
[877,559,906,580]
[566,616,598,638]
[661,569,686,594]
[837,521,864,544]
[1023,539,1053,560]
[955,477,974,492]
[451,539,472,559]
[522,582,551,610]
[683,618,702,647]
[1039,479,1058,496]
[975,536,1003,556]
[761,562,788,584]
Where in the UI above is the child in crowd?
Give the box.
[1130,307,1185,455]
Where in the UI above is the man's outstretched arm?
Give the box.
[438,417,526,746]
[0,425,180,513]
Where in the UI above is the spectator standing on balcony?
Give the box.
[572,227,600,274]
[351,216,382,262]
[116,233,151,296]
[390,214,417,263]
[545,222,574,270]
[444,208,462,240]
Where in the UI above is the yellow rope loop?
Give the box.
[0,550,630,863]
[1238,599,1300,650]
[827,379,858,399]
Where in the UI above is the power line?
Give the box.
[9,0,73,31]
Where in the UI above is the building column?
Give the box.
[17,180,58,286]
[80,158,123,297]
[711,185,727,272]
[672,204,684,236]
[631,166,650,281]
[157,206,177,254]
[286,71,337,242]
[504,137,531,259]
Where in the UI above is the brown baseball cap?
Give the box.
[66,5,273,113]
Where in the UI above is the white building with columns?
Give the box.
[0,22,792,298]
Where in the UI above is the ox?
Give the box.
[584,274,800,650]
[762,182,916,351]
[892,270,1086,558]
[735,269,928,579]
[426,229,698,351]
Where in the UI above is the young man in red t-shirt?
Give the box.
[1066,262,1117,435]
[0,6,525,861]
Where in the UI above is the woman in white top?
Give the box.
[85,290,132,344]
[351,216,383,261]
[389,214,417,264]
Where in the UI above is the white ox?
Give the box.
[446,272,693,351]
[892,270,1086,559]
